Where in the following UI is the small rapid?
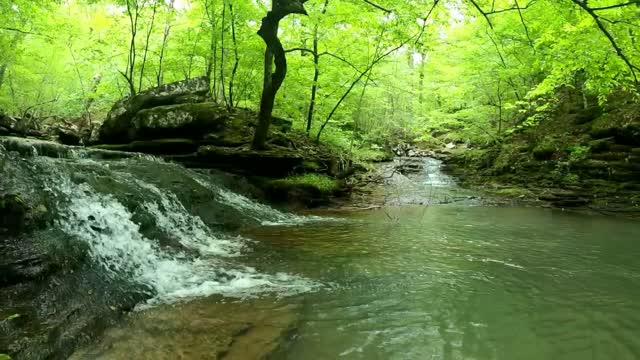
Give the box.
[381,156,479,206]
[1,141,319,309]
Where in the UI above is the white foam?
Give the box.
[133,178,245,256]
[190,174,324,226]
[48,169,317,308]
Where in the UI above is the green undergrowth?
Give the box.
[272,173,340,193]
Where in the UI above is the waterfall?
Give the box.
[5,149,320,308]
[422,157,456,187]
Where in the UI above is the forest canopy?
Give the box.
[0,0,638,149]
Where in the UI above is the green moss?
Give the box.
[567,145,590,162]
[301,160,321,171]
[493,187,534,197]
[272,174,339,193]
[532,143,556,160]
[562,173,580,185]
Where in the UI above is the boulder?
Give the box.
[94,101,297,154]
[128,102,230,141]
[99,76,210,143]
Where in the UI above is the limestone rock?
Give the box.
[128,102,229,141]
[99,76,210,143]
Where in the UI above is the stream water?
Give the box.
[249,206,640,360]
[3,142,640,359]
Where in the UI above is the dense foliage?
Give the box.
[0,0,638,153]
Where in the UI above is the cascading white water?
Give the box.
[133,178,246,256]
[42,157,318,308]
[422,157,456,187]
[190,174,325,226]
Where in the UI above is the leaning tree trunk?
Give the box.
[252,0,308,150]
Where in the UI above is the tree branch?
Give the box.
[285,47,376,82]
[591,1,639,11]
[484,0,537,14]
[0,26,48,37]
[363,0,392,13]
[416,0,440,45]
[467,0,494,29]
[514,0,535,50]
[570,0,639,83]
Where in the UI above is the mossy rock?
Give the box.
[129,103,230,141]
[588,137,615,153]
[532,145,555,161]
[590,124,640,146]
[493,187,534,198]
[99,77,210,143]
[264,174,341,207]
[590,152,629,161]
[574,106,602,125]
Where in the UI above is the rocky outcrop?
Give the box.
[0,113,87,145]
[98,77,210,144]
[89,78,343,179]
[163,144,329,177]
[443,90,640,214]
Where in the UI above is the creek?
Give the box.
[2,141,640,359]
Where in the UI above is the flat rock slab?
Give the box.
[0,136,145,160]
[70,297,299,360]
[166,145,313,177]
[92,138,199,155]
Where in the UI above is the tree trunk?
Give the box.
[220,1,227,105]
[228,2,240,109]
[157,0,175,86]
[418,52,425,105]
[305,0,329,134]
[139,1,158,92]
[306,29,320,133]
[252,16,281,150]
[252,0,308,150]
[204,0,219,101]
[0,64,6,91]
[123,0,139,96]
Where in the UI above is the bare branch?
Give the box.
[591,1,639,11]
[363,0,392,13]
[467,0,494,29]
[570,0,639,83]
[600,17,640,28]
[484,0,537,14]
[514,0,535,50]
[0,26,49,38]
[416,0,440,45]
[284,47,375,78]
[284,47,314,54]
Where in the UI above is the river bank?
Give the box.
[436,92,640,218]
